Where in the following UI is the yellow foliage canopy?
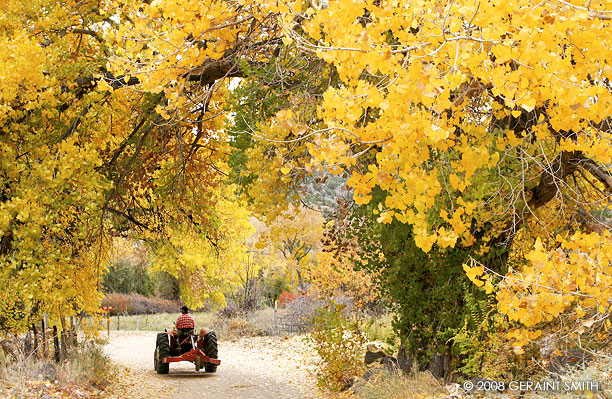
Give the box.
[3,0,612,343]
[0,0,272,331]
[266,0,612,249]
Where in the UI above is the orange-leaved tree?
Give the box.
[308,240,377,309]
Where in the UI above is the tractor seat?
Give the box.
[177,328,195,353]
[178,328,195,338]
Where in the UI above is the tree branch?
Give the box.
[577,155,612,192]
[106,207,148,230]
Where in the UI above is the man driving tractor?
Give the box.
[175,306,196,353]
[176,305,195,329]
[154,305,219,374]
[175,305,212,345]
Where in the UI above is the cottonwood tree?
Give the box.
[260,206,325,291]
[0,0,283,332]
[256,0,612,361]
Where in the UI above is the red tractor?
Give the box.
[154,328,220,374]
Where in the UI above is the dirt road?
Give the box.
[104,331,322,399]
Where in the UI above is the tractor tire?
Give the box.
[202,331,218,372]
[155,333,170,374]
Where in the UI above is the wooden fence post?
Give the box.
[42,316,48,359]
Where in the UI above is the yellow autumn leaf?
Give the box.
[484,279,495,294]
[463,263,485,286]
[521,97,536,112]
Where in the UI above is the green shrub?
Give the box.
[263,275,291,304]
[309,301,367,391]
[354,213,502,376]
[103,260,154,296]
[360,313,396,346]
[151,271,181,300]
[450,297,517,380]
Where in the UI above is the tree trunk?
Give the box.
[427,352,454,383]
[24,330,32,357]
[60,317,68,360]
[69,317,76,347]
[397,346,412,374]
[52,325,60,363]
[32,324,39,359]
[296,268,305,291]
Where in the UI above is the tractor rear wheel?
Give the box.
[155,333,170,374]
[202,331,218,372]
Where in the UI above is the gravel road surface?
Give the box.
[104,331,322,399]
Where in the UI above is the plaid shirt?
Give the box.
[175,313,195,329]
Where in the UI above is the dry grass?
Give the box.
[104,308,284,337]
[352,369,447,399]
[96,311,214,332]
[0,340,115,399]
[225,317,265,337]
[351,354,612,399]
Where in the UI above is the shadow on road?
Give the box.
[152,371,216,379]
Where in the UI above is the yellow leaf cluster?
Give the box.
[267,0,612,254]
[495,231,612,346]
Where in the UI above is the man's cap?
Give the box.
[181,305,189,313]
